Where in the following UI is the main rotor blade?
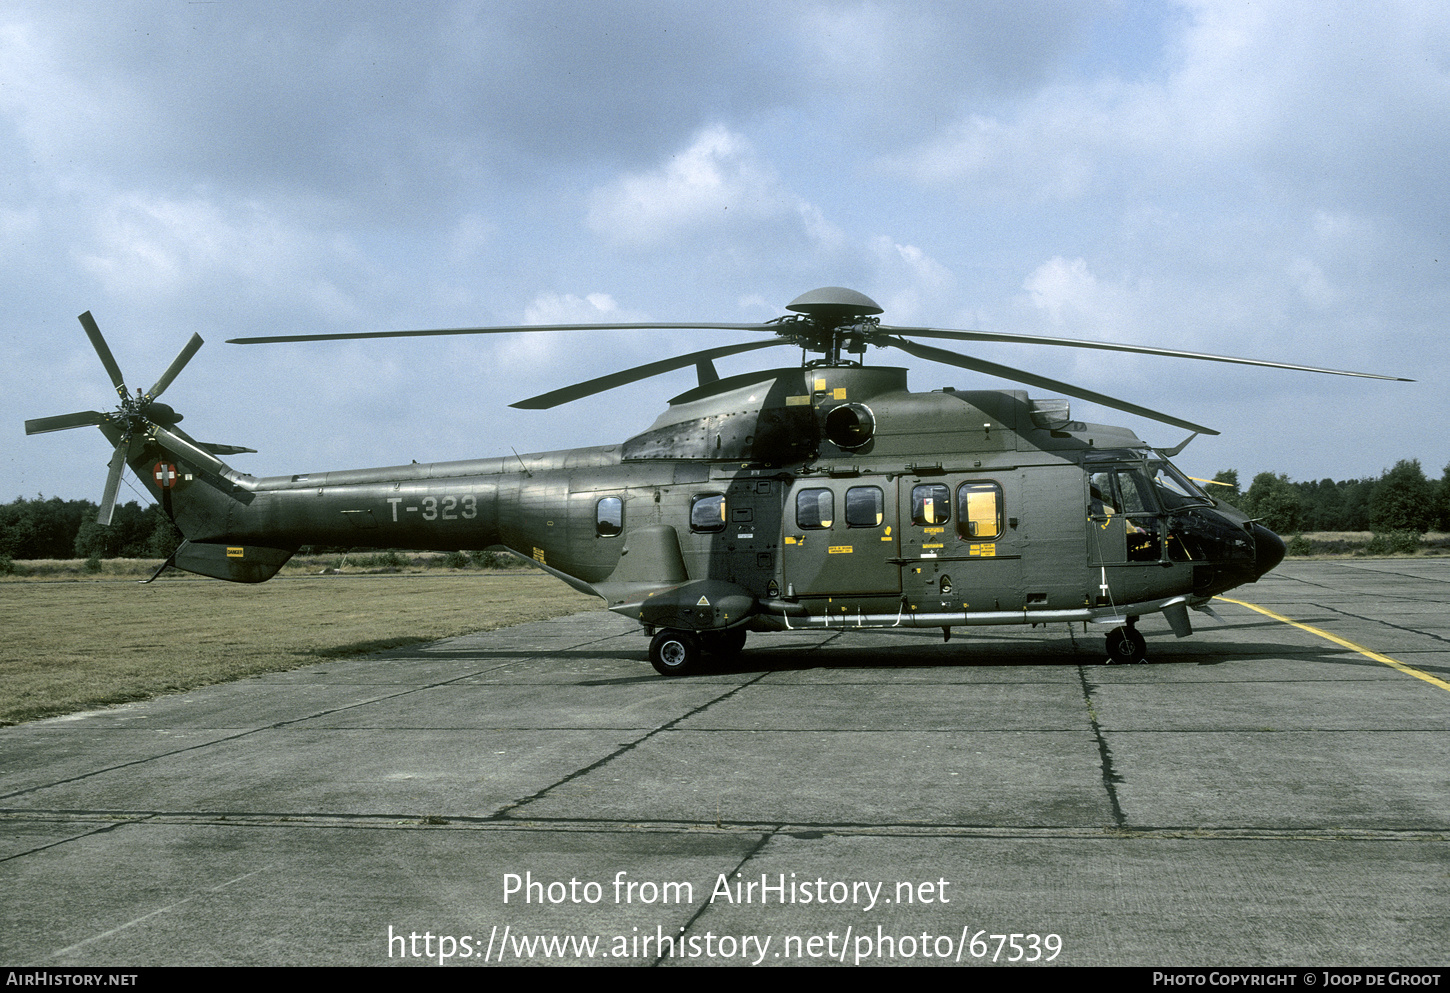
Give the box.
[147,333,204,400]
[887,337,1221,436]
[510,339,787,410]
[25,410,106,435]
[97,438,133,527]
[882,325,1413,382]
[78,312,128,399]
[228,321,777,344]
[151,424,228,475]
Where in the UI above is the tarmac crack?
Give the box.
[0,628,639,807]
[492,670,775,819]
[1078,665,1126,829]
[0,816,138,865]
[651,828,773,967]
[1327,563,1450,585]
[1307,600,1450,651]
[3,810,1443,841]
[1272,566,1450,600]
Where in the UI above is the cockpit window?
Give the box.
[1146,460,1213,509]
[1115,469,1154,515]
[1089,471,1120,516]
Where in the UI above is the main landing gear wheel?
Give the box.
[650,629,702,676]
[1105,625,1148,664]
[699,628,748,658]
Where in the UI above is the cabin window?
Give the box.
[845,486,884,527]
[595,496,623,537]
[795,488,834,529]
[956,482,1003,540]
[690,494,726,533]
[911,484,951,526]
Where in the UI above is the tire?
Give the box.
[1105,625,1148,664]
[699,627,748,658]
[650,629,701,676]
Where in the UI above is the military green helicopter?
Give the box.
[26,288,1408,674]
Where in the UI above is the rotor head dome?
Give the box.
[786,287,883,321]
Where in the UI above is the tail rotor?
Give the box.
[25,312,207,525]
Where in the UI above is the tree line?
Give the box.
[1,497,181,562]
[4,458,1447,564]
[1210,459,1450,535]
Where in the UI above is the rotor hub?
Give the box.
[782,288,885,363]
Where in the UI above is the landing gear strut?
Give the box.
[1105,617,1147,664]
[699,627,748,658]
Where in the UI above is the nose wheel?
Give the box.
[650,629,702,676]
[1105,622,1147,664]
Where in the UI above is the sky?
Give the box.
[4,0,1446,507]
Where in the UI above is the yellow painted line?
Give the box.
[1216,595,1450,693]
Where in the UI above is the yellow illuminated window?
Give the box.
[957,482,1003,540]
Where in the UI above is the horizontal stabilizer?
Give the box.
[172,540,295,583]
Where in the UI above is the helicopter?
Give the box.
[25,288,1410,675]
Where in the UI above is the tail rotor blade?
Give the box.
[151,424,228,475]
[79,312,128,400]
[97,439,132,527]
[147,333,204,400]
[25,410,106,435]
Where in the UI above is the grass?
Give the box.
[0,571,600,726]
[1285,531,1450,557]
[0,551,531,581]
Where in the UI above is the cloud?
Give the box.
[586,126,804,247]
[867,237,956,323]
[796,1,1107,136]
[884,0,1450,223]
[3,2,1444,498]
[1022,257,1132,327]
[1286,258,1338,311]
[71,191,376,327]
[884,97,1105,203]
[523,292,629,326]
